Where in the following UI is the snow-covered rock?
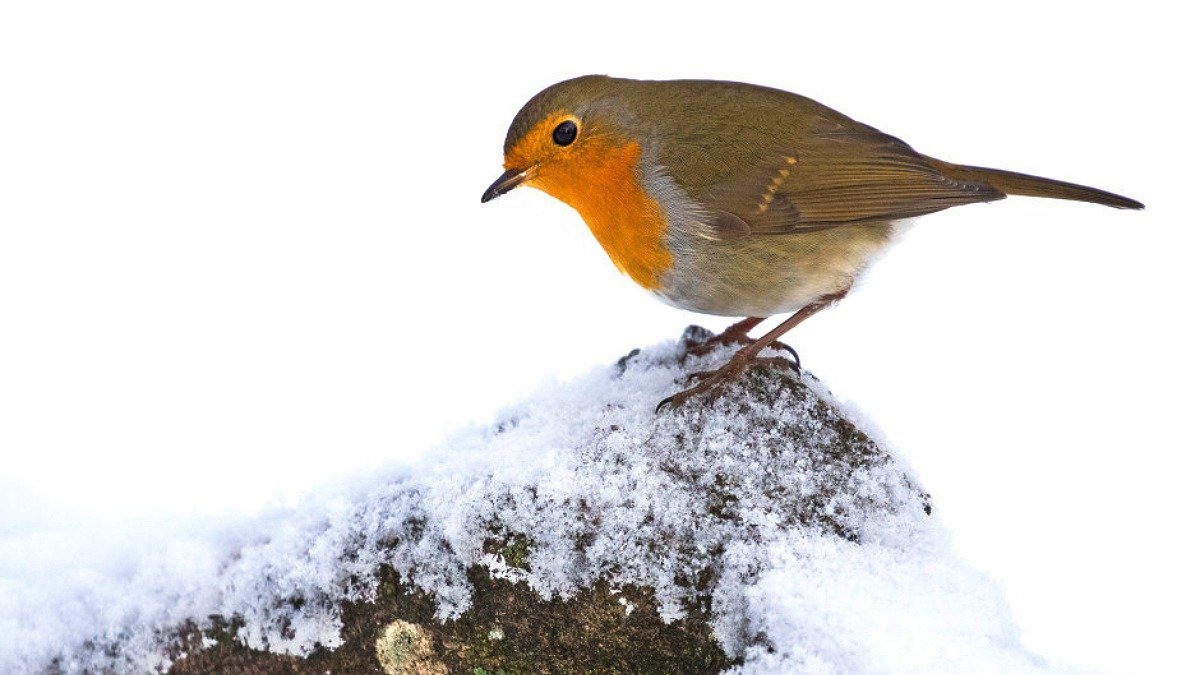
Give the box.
[5,330,1051,673]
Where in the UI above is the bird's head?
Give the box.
[482,75,641,209]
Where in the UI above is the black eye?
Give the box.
[552,120,577,146]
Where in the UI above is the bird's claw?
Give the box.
[683,331,800,373]
[658,355,800,413]
[656,374,728,413]
[771,342,802,373]
[655,396,676,414]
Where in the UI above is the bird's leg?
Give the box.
[683,316,801,370]
[684,317,763,354]
[658,289,848,412]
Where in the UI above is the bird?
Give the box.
[481,76,1143,411]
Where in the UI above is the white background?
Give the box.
[1,2,1195,673]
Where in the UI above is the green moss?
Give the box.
[169,564,731,674]
[500,535,532,570]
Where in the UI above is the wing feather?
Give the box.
[702,118,1004,236]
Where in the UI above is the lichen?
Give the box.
[375,620,447,675]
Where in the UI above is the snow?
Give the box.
[1,338,1050,673]
[726,537,1043,674]
[2,5,1193,672]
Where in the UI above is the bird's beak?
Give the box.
[481,166,534,203]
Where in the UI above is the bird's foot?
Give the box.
[681,320,801,371]
[660,291,848,413]
[656,353,797,413]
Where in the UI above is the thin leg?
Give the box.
[657,289,848,412]
[715,317,766,340]
[683,316,800,370]
[684,317,764,354]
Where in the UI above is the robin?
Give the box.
[482,76,1143,411]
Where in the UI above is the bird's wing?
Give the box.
[702,117,1005,236]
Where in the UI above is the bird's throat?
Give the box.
[530,141,672,291]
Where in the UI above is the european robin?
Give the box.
[482,76,1143,411]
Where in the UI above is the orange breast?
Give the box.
[524,141,672,291]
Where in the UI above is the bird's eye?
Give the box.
[552,120,577,146]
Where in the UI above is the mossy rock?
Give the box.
[168,564,731,674]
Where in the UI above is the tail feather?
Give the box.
[923,156,1144,210]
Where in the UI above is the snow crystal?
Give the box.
[0,336,1049,673]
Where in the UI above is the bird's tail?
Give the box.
[923,156,1144,210]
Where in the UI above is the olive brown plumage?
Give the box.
[483,76,1142,410]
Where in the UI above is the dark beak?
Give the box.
[481,167,532,203]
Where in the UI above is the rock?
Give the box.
[62,330,1044,673]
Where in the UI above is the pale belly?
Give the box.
[653,221,900,317]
